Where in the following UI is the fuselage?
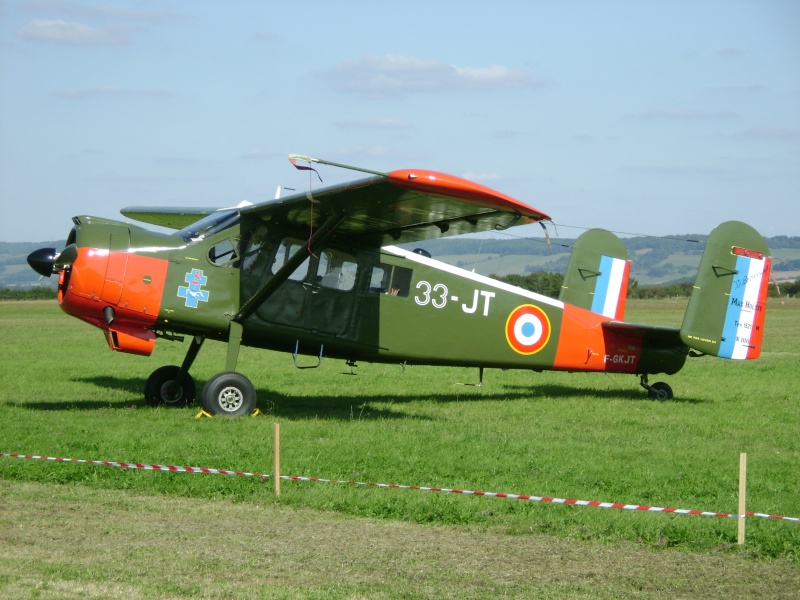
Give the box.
[50,214,687,377]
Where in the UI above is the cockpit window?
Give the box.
[208,238,240,266]
[272,239,311,282]
[178,210,240,243]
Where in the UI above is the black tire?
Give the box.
[201,371,256,417]
[648,381,673,401]
[144,366,196,407]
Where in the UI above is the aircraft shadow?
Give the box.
[11,376,705,416]
[5,376,147,411]
[259,385,563,420]
[12,375,536,419]
[499,383,708,404]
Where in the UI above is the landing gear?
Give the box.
[197,322,257,416]
[145,365,196,407]
[144,335,204,408]
[144,326,258,416]
[201,372,256,417]
[639,375,673,401]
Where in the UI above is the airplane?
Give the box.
[27,154,772,416]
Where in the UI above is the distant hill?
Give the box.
[406,234,800,286]
[0,241,65,289]
[2,235,799,289]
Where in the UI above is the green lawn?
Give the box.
[1,299,798,565]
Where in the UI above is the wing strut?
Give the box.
[234,211,348,323]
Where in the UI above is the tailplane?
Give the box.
[680,221,771,359]
[559,228,631,320]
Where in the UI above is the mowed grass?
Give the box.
[1,299,799,597]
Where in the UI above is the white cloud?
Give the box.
[17,19,129,45]
[20,1,180,23]
[320,55,545,99]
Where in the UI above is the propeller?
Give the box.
[27,243,78,277]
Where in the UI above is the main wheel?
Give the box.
[145,366,196,407]
[201,371,256,417]
[648,381,673,401]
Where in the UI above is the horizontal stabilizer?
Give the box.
[121,207,218,230]
[680,221,771,359]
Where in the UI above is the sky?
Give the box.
[1,0,799,244]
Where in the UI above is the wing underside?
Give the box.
[239,168,550,245]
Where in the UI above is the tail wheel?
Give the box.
[145,365,196,407]
[648,381,673,401]
[201,371,256,417]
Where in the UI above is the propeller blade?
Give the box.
[54,243,78,271]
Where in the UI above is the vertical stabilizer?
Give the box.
[559,229,631,320]
[680,221,771,359]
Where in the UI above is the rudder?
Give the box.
[680,221,771,359]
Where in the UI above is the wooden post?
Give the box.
[738,452,747,545]
[274,422,281,496]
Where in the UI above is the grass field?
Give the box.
[1,299,799,598]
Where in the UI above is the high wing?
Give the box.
[241,161,550,245]
[119,158,549,243]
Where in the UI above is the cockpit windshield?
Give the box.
[177,210,240,243]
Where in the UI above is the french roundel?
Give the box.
[505,304,551,355]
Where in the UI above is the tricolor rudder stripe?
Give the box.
[590,255,630,320]
[680,221,772,359]
[719,250,770,360]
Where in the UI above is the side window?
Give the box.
[273,239,310,282]
[368,264,413,297]
[391,266,413,297]
[317,248,357,291]
[208,238,240,266]
[369,265,390,293]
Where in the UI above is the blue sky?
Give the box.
[1,0,798,244]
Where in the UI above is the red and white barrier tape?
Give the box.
[0,453,269,481]
[3,452,798,523]
[282,474,800,522]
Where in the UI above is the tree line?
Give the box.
[492,273,800,300]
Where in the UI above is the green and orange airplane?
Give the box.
[28,154,772,416]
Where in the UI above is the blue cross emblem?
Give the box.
[177,269,209,308]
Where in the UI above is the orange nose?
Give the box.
[58,244,168,356]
